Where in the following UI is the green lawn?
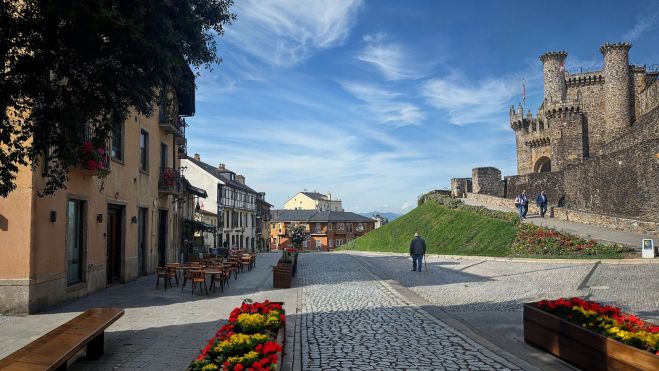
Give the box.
[345,202,518,257]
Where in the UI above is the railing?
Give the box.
[158,167,180,194]
[175,117,186,144]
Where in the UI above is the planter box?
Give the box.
[273,265,292,288]
[523,302,659,371]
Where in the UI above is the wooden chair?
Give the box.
[209,267,227,293]
[166,266,179,286]
[190,270,208,295]
[155,266,172,289]
[181,267,194,291]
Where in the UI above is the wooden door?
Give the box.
[106,206,123,284]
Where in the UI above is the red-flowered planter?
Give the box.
[189,301,285,371]
[524,298,659,370]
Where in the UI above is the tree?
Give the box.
[287,224,309,249]
[0,0,235,196]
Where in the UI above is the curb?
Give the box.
[338,250,659,265]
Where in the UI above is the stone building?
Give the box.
[511,42,658,175]
[451,42,658,223]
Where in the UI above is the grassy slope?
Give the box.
[346,202,517,257]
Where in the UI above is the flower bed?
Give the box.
[524,298,659,370]
[189,301,285,371]
[511,223,629,256]
[536,297,659,354]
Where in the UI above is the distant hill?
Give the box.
[359,211,401,221]
[350,202,517,256]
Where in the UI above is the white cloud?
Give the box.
[357,33,431,80]
[225,0,363,67]
[622,8,659,41]
[421,73,520,126]
[399,201,412,211]
[341,82,426,126]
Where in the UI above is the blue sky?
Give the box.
[185,0,659,214]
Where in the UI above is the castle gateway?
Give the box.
[452,42,659,224]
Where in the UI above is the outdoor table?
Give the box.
[205,269,224,293]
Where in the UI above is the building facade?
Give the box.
[181,155,267,252]
[283,191,343,211]
[269,210,375,251]
[256,193,272,252]
[0,77,195,314]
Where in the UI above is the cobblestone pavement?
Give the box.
[347,252,659,322]
[300,253,522,370]
[0,253,297,370]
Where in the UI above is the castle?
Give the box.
[452,42,659,227]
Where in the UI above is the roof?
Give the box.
[300,192,329,201]
[185,156,258,194]
[271,209,374,222]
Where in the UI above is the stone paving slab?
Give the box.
[300,253,525,370]
[0,252,297,370]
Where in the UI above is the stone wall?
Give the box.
[636,77,659,119]
[472,167,504,197]
[466,192,658,237]
[601,42,632,142]
[450,178,472,197]
[504,171,565,204]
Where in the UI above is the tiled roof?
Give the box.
[271,209,373,222]
[185,156,258,194]
[301,192,329,201]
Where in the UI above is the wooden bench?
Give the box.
[0,308,124,371]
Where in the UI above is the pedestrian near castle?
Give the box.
[515,191,529,220]
[410,233,426,272]
[536,190,549,218]
[521,190,530,218]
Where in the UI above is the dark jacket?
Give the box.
[536,194,548,205]
[410,237,426,255]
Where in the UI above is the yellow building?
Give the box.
[0,77,195,314]
[283,191,343,211]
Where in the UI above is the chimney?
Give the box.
[193,153,200,161]
[326,192,331,200]
[236,174,245,184]
[218,163,225,170]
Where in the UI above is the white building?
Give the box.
[182,154,260,251]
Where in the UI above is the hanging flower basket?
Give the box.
[79,140,110,178]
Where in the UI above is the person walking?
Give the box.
[515,192,527,221]
[410,233,426,272]
[521,190,530,218]
[536,190,548,218]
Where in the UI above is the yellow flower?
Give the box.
[201,364,218,371]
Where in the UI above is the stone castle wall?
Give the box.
[601,43,632,142]
[450,178,472,197]
[471,167,504,197]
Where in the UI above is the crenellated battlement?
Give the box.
[599,42,631,54]
[565,72,604,88]
[539,51,567,63]
[542,100,582,119]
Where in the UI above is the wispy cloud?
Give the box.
[421,72,521,126]
[341,82,426,126]
[357,32,431,80]
[225,0,363,67]
[622,6,659,41]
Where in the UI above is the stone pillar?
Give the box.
[472,167,503,197]
[600,42,632,143]
[539,51,567,104]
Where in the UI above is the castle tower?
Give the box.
[539,51,567,104]
[600,42,632,142]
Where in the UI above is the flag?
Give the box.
[522,78,526,102]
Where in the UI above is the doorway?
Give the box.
[138,207,148,275]
[158,210,168,266]
[106,205,123,285]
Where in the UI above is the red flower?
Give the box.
[81,141,93,153]
[234,364,244,371]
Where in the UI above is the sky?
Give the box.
[185,0,659,214]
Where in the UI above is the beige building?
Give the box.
[283,191,343,211]
[0,77,195,314]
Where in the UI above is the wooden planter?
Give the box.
[524,302,659,371]
[273,264,293,288]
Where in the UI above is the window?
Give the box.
[329,239,333,248]
[160,143,168,168]
[338,223,344,230]
[111,116,123,161]
[66,199,86,285]
[139,130,149,172]
[303,239,308,248]
[347,223,353,232]
[328,223,332,231]
[315,240,321,248]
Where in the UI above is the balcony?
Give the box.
[158,167,180,195]
[311,229,325,235]
[174,118,186,145]
[159,113,184,138]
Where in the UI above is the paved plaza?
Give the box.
[1,251,658,370]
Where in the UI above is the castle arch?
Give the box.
[534,156,551,173]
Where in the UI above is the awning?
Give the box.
[188,184,207,198]
[184,218,215,233]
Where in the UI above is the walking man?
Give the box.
[515,193,525,221]
[410,233,426,272]
[536,190,549,218]
[521,190,530,218]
